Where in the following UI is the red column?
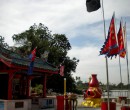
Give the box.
[27,76,31,98]
[57,96,64,110]
[8,71,14,100]
[43,74,47,98]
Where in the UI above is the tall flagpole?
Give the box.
[124,22,130,102]
[117,19,123,96]
[117,18,124,95]
[64,78,66,96]
[101,0,110,110]
[119,56,123,96]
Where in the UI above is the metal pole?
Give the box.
[124,23,130,104]
[64,78,66,96]
[117,19,123,96]
[101,0,110,110]
[119,56,123,96]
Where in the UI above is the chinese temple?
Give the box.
[0,37,59,100]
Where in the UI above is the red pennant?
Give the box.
[117,21,126,58]
[100,13,119,58]
[59,66,64,76]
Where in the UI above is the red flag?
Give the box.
[29,48,36,61]
[28,48,36,75]
[100,13,119,58]
[107,13,118,57]
[59,65,64,76]
[100,38,109,55]
[117,21,126,58]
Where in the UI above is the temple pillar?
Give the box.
[27,76,32,97]
[42,74,47,98]
[8,70,14,100]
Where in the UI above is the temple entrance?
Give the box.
[12,78,20,99]
[0,43,58,100]
[12,75,28,99]
[0,74,8,99]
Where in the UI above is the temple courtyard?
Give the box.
[31,95,124,110]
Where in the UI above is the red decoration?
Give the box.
[117,21,126,58]
[89,74,99,87]
[101,102,116,110]
[59,66,64,76]
[86,74,102,98]
[100,13,119,58]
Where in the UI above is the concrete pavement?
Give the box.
[32,95,123,110]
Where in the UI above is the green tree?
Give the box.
[117,82,124,89]
[12,23,79,93]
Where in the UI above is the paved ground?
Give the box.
[32,105,121,110]
[31,96,123,110]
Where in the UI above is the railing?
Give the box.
[102,90,130,98]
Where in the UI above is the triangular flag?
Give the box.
[100,13,119,58]
[117,21,126,58]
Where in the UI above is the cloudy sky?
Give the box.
[0,0,130,85]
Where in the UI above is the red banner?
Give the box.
[59,66,64,76]
[117,21,126,58]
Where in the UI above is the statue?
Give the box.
[82,74,102,108]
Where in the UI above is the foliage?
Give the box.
[47,56,79,93]
[99,81,130,91]
[74,78,88,94]
[12,23,79,93]
[31,84,43,95]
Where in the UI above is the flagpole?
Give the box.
[117,19,125,97]
[101,0,110,110]
[64,78,66,96]
[117,20,123,96]
[124,22,130,102]
[119,56,123,96]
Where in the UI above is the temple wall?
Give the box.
[0,99,31,110]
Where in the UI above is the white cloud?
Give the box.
[0,0,130,84]
[68,41,130,84]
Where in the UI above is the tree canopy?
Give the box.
[12,23,79,93]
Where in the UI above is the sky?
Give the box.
[0,0,130,85]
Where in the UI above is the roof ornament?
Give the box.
[0,36,4,47]
[3,43,9,49]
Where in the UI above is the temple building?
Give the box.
[0,41,59,100]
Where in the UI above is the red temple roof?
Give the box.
[0,45,59,75]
